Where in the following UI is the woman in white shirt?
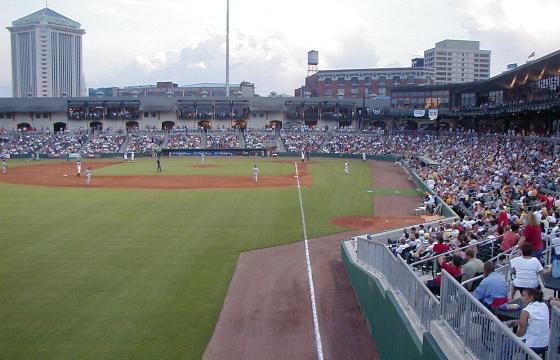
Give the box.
[516,288,549,354]
[509,243,543,299]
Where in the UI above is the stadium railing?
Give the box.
[360,218,456,245]
[356,236,440,331]
[548,307,560,360]
[440,270,542,359]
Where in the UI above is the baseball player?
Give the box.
[344,160,349,175]
[76,159,82,177]
[85,166,92,185]
[252,164,259,183]
[2,159,7,174]
[156,157,162,172]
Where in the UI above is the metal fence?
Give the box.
[394,253,440,331]
[548,306,560,360]
[356,236,440,331]
[440,271,541,360]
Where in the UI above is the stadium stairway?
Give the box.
[77,132,94,154]
[276,132,287,152]
[200,132,208,149]
[38,133,57,154]
[160,133,170,150]
[318,133,334,152]
[238,130,246,149]
[119,136,130,153]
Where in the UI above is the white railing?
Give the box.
[548,306,560,360]
[356,236,439,331]
[394,253,440,331]
[440,271,541,359]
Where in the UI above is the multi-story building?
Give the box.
[90,81,256,98]
[424,39,491,85]
[296,67,434,98]
[7,7,86,98]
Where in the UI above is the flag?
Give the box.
[528,51,535,59]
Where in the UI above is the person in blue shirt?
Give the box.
[473,261,509,308]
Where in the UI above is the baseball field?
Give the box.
[0,157,421,359]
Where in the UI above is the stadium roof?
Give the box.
[458,49,560,93]
[393,49,560,94]
[11,7,81,29]
[0,97,68,112]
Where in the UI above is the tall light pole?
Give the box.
[225,0,230,97]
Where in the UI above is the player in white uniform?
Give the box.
[344,160,349,175]
[76,160,82,177]
[252,165,259,183]
[85,167,92,185]
[2,159,7,174]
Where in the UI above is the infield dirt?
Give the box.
[0,160,312,189]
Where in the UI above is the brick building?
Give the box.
[295,67,434,98]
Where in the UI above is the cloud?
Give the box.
[100,32,305,96]
[451,0,560,74]
[101,25,382,96]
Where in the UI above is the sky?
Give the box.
[1,0,559,97]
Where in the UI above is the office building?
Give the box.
[424,40,490,84]
[7,7,86,97]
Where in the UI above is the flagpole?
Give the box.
[226,0,230,97]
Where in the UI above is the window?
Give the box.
[6,113,11,119]
[43,113,48,118]
[324,78,332,85]
[337,77,345,85]
[350,77,359,85]
[364,76,372,84]
[324,89,332,96]
[337,89,345,96]
[0,113,4,119]
[378,76,386,85]
[144,112,150,117]
[151,112,157,117]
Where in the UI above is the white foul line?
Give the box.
[294,162,324,360]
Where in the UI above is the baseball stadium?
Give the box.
[2,49,560,360]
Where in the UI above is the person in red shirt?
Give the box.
[433,236,450,254]
[498,207,509,231]
[519,213,543,259]
[426,255,463,294]
[500,224,520,252]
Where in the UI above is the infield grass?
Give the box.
[0,157,410,359]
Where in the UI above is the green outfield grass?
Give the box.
[0,157,417,359]
[94,157,296,176]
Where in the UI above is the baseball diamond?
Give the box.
[2,4,560,358]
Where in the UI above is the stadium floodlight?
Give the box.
[226,0,230,97]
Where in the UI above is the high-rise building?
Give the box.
[7,7,86,98]
[424,40,490,85]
